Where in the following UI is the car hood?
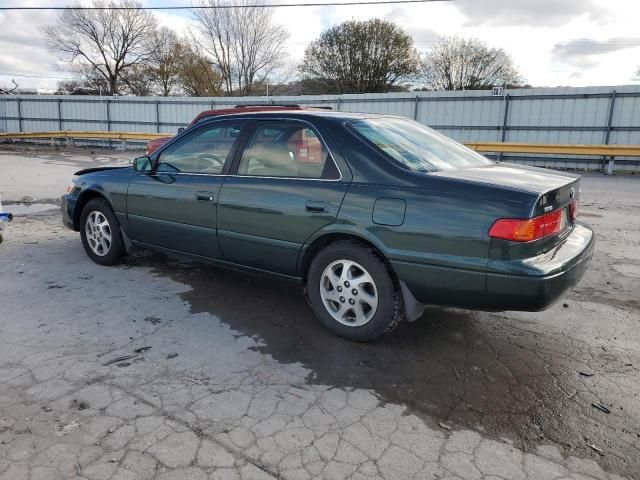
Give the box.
[75,166,130,176]
[430,162,580,195]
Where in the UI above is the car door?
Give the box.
[126,120,246,258]
[217,119,351,276]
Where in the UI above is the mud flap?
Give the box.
[120,227,135,254]
[400,281,426,322]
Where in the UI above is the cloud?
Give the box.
[0,7,69,90]
[551,37,640,68]
[154,10,194,38]
[454,0,609,27]
[0,0,639,91]
[552,37,640,56]
[384,6,441,49]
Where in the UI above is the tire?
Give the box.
[307,240,403,341]
[79,198,124,266]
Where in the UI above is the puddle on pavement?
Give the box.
[4,203,59,215]
[124,252,639,476]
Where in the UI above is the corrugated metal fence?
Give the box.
[2,85,640,170]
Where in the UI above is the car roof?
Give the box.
[190,105,303,123]
[195,109,388,123]
[190,104,351,124]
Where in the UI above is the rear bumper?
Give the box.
[485,223,594,310]
[61,194,77,231]
[394,223,594,312]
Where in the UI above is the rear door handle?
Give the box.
[305,200,328,213]
[195,191,215,202]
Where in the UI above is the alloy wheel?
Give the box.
[320,259,379,327]
[84,210,112,257]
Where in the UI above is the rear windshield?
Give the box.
[349,117,492,172]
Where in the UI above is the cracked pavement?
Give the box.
[0,146,639,479]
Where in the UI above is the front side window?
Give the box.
[157,122,243,174]
[237,122,339,179]
[349,117,493,172]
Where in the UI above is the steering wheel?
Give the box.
[196,153,225,172]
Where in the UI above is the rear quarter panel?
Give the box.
[333,177,536,308]
[319,119,541,307]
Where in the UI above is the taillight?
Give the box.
[489,208,565,242]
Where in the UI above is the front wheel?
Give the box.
[79,198,124,266]
[307,241,403,341]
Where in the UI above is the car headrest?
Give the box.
[250,143,292,168]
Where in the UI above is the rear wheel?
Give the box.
[307,241,402,341]
[80,198,124,266]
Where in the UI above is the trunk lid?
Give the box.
[432,163,580,252]
[430,163,580,197]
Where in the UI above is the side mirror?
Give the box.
[177,127,185,134]
[132,156,152,173]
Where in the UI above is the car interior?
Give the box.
[238,124,338,179]
[157,125,241,174]
[155,121,339,180]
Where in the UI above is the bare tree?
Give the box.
[42,0,158,95]
[192,0,289,95]
[147,27,183,96]
[121,65,155,96]
[55,77,106,95]
[176,44,224,96]
[0,80,19,95]
[55,79,82,95]
[79,64,112,93]
[299,19,420,94]
[421,36,523,91]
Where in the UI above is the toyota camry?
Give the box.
[62,107,594,341]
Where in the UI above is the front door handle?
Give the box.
[305,200,328,213]
[195,191,215,202]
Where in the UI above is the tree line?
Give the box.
[42,0,526,96]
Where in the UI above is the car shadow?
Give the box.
[123,251,632,475]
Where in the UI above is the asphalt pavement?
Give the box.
[0,145,638,479]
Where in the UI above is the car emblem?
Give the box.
[569,187,576,199]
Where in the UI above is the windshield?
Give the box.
[349,117,493,172]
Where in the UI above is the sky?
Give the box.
[1,0,640,92]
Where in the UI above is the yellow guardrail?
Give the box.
[1,131,639,157]
[0,130,169,141]
[1,129,639,173]
[464,141,640,157]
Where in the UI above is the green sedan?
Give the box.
[62,109,594,341]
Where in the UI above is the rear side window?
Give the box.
[349,117,492,172]
[237,122,339,180]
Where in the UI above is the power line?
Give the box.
[292,38,640,47]
[0,72,74,80]
[553,41,640,47]
[0,0,452,11]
